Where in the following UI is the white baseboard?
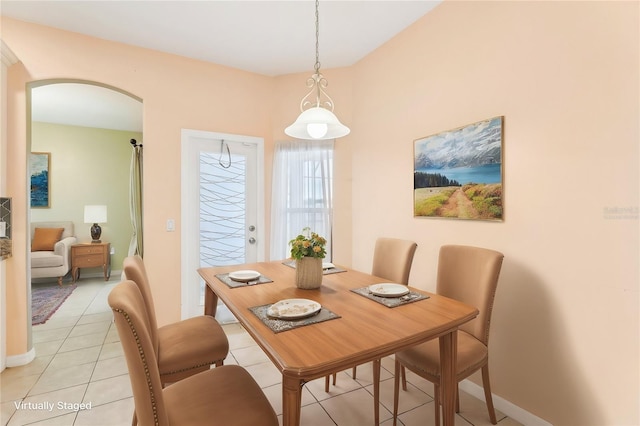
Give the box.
[459,379,552,426]
[6,347,35,368]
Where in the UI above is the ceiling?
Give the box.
[3,0,441,131]
[31,83,144,132]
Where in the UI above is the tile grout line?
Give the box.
[14,279,115,425]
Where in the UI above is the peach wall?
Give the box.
[349,2,638,425]
[6,61,30,355]
[1,17,276,353]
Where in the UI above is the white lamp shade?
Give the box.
[285,107,350,140]
[84,205,107,223]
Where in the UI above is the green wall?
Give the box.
[31,121,142,275]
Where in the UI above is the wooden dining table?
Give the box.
[198,260,478,426]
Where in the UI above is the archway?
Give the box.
[25,79,142,354]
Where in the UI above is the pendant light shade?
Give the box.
[285,0,350,140]
[285,107,350,140]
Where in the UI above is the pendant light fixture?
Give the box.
[285,0,350,140]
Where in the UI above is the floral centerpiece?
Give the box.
[289,227,326,289]
[289,227,327,260]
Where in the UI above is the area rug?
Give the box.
[31,284,77,325]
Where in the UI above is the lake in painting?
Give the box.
[416,163,501,185]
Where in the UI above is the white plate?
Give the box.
[368,283,410,298]
[323,262,336,270]
[228,270,261,282]
[267,299,321,320]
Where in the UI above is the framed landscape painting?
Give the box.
[30,152,50,208]
[414,116,503,221]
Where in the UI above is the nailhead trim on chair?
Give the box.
[161,360,223,376]
[483,297,496,344]
[114,308,160,426]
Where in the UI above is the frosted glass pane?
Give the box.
[199,151,246,267]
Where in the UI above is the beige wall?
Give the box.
[348,2,638,425]
[31,122,141,271]
[1,1,638,424]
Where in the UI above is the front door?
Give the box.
[181,129,264,320]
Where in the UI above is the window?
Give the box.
[270,140,333,260]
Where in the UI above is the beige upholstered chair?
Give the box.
[325,237,418,391]
[109,280,278,426]
[370,237,418,286]
[392,245,504,426]
[123,255,229,385]
[30,221,76,285]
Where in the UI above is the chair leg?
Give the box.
[434,384,441,426]
[352,365,357,379]
[131,410,137,426]
[373,359,380,426]
[57,276,63,286]
[481,365,498,424]
[324,372,337,392]
[393,360,401,426]
[456,383,460,413]
[401,365,407,391]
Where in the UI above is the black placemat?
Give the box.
[215,273,273,289]
[249,303,341,333]
[282,259,347,275]
[351,286,429,308]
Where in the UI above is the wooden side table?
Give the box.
[71,242,111,282]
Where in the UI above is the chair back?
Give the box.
[123,255,159,352]
[436,245,503,345]
[371,238,418,284]
[109,280,170,426]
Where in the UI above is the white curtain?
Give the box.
[270,140,334,261]
[128,141,143,257]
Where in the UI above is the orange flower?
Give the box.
[289,228,327,260]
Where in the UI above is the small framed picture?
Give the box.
[30,152,51,208]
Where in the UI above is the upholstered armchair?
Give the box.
[30,221,77,285]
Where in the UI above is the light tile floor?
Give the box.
[2,277,523,426]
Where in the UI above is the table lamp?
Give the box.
[84,205,107,243]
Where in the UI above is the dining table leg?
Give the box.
[204,284,218,317]
[373,359,381,426]
[282,375,303,426]
[439,329,458,426]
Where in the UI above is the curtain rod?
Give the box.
[130,139,142,148]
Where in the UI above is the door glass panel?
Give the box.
[198,150,247,304]
[199,151,247,266]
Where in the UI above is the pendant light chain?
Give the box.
[314,0,321,74]
[284,0,350,140]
